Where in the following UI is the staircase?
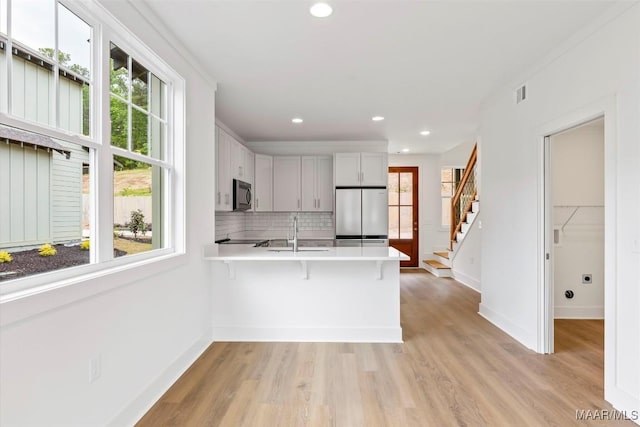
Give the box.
[423,196,479,277]
[423,143,479,278]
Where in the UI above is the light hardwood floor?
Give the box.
[137,270,634,426]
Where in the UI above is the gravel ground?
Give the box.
[0,245,126,281]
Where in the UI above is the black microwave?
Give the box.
[233,179,252,211]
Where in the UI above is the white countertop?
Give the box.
[204,244,409,262]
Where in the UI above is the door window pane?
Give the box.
[388,206,399,239]
[400,206,413,239]
[150,117,165,161]
[388,173,399,205]
[441,182,453,197]
[399,172,412,205]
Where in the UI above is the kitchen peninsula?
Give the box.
[204,243,408,343]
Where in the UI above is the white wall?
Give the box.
[388,153,437,264]
[452,212,482,292]
[479,4,639,416]
[0,1,217,426]
[552,120,604,319]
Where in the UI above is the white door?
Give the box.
[216,128,231,211]
[301,156,317,210]
[316,156,333,211]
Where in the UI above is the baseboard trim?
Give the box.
[605,387,640,426]
[107,336,212,427]
[211,326,403,343]
[452,270,481,292]
[478,303,536,351]
[554,306,604,319]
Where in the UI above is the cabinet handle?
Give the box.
[360,172,364,183]
[256,198,259,209]
[357,171,359,183]
[298,199,300,209]
[217,191,221,204]
[239,166,242,176]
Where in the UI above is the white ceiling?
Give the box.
[142,0,620,154]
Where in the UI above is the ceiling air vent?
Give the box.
[516,84,527,104]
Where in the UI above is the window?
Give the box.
[0,0,183,291]
[441,167,464,228]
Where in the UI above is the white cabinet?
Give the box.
[273,156,301,211]
[301,156,333,211]
[254,154,273,211]
[216,127,232,211]
[229,137,253,184]
[335,152,388,186]
[216,126,253,211]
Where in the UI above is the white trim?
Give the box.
[107,336,212,427]
[537,95,618,403]
[451,270,481,293]
[478,303,537,351]
[211,327,404,343]
[0,251,187,326]
[554,306,604,319]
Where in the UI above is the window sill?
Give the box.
[0,250,187,327]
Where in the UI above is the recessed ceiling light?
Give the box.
[401,148,410,153]
[420,130,431,136]
[372,116,384,122]
[292,118,303,123]
[310,3,333,18]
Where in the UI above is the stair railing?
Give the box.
[450,143,478,250]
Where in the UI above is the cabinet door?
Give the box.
[316,156,333,211]
[334,153,361,186]
[229,138,244,180]
[273,156,301,211]
[216,128,232,211]
[301,156,317,211]
[244,149,254,185]
[254,154,273,211]
[360,153,388,186]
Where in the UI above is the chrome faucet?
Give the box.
[288,215,298,252]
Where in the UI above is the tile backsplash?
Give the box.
[215,211,334,241]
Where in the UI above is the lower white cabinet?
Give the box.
[254,154,273,211]
[273,156,301,211]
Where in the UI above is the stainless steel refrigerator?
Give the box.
[335,187,388,246]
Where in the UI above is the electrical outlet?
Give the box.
[90,355,101,383]
[582,274,592,284]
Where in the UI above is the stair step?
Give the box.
[461,222,471,233]
[433,251,449,259]
[472,201,480,213]
[424,260,450,269]
[466,212,477,223]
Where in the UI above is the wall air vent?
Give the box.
[516,84,527,104]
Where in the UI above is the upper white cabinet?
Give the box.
[216,127,232,211]
[335,152,387,186]
[216,125,253,211]
[301,156,333,211]
[273,156,301,211]
[254,154,273,211]
[229,137,253,183]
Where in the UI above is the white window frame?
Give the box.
[0,0,185,301]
